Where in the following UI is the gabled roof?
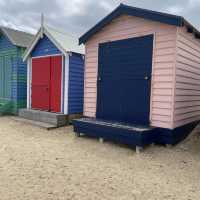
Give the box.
[23,25,84,61]
[0,26,34,48]
[79,3,200,44]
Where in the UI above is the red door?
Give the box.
[50,56,62,112]
[31,56,62,112]
[32,57,51,111]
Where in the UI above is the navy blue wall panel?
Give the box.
[68,53,84,114]
[31,34,61,57]
[0,33,17,51]
[16,49,27,101]
[11,50,27,101]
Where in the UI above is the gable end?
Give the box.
[79,4,187,44]
[31,34,61,57]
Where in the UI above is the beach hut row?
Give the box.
[1,4,200,149]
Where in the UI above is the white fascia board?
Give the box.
[44,28,67,56]
[23,28,43,62]
[27,57,32,108]
[64,53,69,115]
[23,27,67,61]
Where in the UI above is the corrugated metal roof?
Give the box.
[0,26,34,48]
[45,26,84,54]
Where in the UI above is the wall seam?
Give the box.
[150,32,156,125]
[171,27,179,129]
[83,45,87,116]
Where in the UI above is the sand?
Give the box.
[0,116,200,200]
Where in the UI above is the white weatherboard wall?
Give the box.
[174,27,200,128]
[84,15,177,129]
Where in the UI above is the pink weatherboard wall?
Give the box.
[83,14,200,129]
[174,27,200,128]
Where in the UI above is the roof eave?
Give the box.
[183,19,200,38]
[0,27,33,48]
[79,4,185,45]
[79,5,121,45]
[23,28,42,61]
[44,27,67,56]
[0,28,18,47]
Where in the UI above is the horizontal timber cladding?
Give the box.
[68,53,84,114]
[174,27,200,128]
[84,15,177,129]
[16,48,27,102]
[0,55,12,100]
[0,33,18,51]
[31,34,61,57]
[0,33,27,115]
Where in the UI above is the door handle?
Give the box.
[144,76,149,80]
[98,77,102,81]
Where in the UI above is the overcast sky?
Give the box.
[0,0,200,37]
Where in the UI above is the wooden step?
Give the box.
[11,117,57,130]
[18,109,68,127]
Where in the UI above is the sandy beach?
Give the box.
[0,116,200,200]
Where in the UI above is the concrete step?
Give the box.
[18,109,68,127]
[11,117,57,130]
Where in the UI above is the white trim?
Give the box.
[23,26,66,61]
[27,57,32,108]
[31,54,62,59]
[64,53,69,114]
[60,56,64,113]
[44,28,66,56]
[28,55,65,114]
[23,28,43,61]
[149,33,156,126]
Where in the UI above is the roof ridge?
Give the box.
[120,3,183,19]
[0,26,34,36]
[45,25,78,39]
[0,25,34,47]
[79,3,196,44]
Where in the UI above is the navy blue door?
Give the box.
[96,35,153,125]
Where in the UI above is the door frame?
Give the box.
[27,54,67,114]
[96,34,155,125]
